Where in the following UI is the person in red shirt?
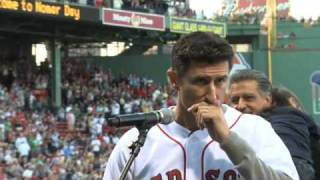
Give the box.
[0,164,8,180]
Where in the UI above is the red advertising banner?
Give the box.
[102,8,165,31]
[237,0,289,17]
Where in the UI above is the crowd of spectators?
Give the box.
[0,59,176,179]
[45,0,320,25]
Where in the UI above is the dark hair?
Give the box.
[271,87,304,111]
[171,31,234,76]
[229,69,272,96]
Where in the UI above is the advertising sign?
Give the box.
[170,17,226,37]
[102,8,165,31]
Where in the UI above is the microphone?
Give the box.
[108,107,175,127]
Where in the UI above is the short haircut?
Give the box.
[229,69,272,96]
[171,31,234,76]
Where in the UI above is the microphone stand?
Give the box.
[119,125,151,180]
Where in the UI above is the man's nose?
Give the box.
[205,82,217,103]
[235,98,246,112]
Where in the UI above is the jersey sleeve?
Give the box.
[103,128,139,180]
[254,118,299,180]
[220,115,299,180]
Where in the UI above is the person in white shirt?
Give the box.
[15,133,30,157]
[123,101,133,114]
[66,106,75,130]
[111,100,120,116]
[91,137,101,157]
[103,32,298,180]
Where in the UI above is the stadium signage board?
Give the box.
[0,0,100,22]
[170,17,226,37]
[102,8,165,31]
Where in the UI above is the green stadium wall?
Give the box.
[256,22,320,125]
[270,50,320,125]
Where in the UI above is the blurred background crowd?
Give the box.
[0,59,177,179]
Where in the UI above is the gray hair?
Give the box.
[229,69,272,96]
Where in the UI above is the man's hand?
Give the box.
[187,101,230,143]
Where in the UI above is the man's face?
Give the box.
[169,61,229,110]
[229,80,272,114]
